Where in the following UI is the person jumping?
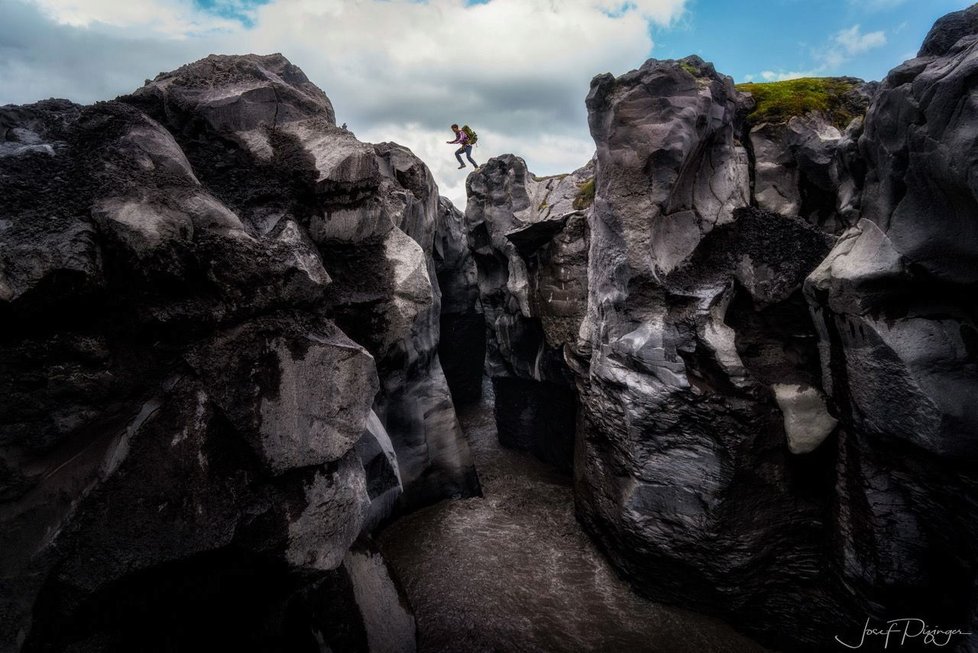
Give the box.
[447,123,478,169]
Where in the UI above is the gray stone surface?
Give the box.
[743,81,875,233]
[772,383,837,454]
[464,155,592,470]
[564,35,978,652]
[124,56,480,510]
[0,54,475,651]
[573,56,847,651]
[344,547,417,653]
[801,25,978,640]
[585,56,749,282]
[919,3,978,57]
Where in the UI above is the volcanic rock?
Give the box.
[464,155,592,471]
[0,53,479,651]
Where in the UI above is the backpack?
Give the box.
[462,125,478,146]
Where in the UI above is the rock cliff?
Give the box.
[575,56,848,648]
[0,54,474,651]
[464,17,978,649]
[805,5,978,642]
[464,155,592,471]
[564,29,978,653]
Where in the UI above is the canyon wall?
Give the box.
[0,54,475,652]
[464,155,592,471]
[466,9,978,648]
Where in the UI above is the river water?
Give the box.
[378,381,772,653]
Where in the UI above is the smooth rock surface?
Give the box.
[567,34,978,651]
[802,22,978,639]
[575,56,853,651]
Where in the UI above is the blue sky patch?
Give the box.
[192,0,271,28]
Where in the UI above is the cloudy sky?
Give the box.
[1,0,971,208]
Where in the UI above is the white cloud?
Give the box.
[817,24,886,69]
[27,0,241,35]
[759,70,815,82]
[747,22,888,82]
[834,24,887,56]
[5,0,689,211]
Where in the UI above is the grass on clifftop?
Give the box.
[736,77,861,128]
[573,178,595,211]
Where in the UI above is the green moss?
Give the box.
[531,173,569,182]
[538,199,548,211]
[679,61,699,77]
[735,77,861,129]
[573,178,595,211]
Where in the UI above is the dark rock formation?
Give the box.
[0,53,475,651]
[122,54,479,510]
[433,197,485,406]
[464,155,592,471]
[748,113,859,231]
[739,78,877,233]
[803,17,978,644]
[562,43,977,651]
[586,57,749,281]
[919,3,978,57]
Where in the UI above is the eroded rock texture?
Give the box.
[804,10,978,644]
[748,108,867,233]
[566,46,978,651]
[464,155,592,471]
[0,54,474,651]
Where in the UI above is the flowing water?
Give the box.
[378,380,772,653]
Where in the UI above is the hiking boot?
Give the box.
[458,164,466,169]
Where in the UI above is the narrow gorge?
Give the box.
[2,5,977,652]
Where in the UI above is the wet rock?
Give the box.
[464,155,592,471]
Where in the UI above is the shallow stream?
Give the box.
[378,381,771,653]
